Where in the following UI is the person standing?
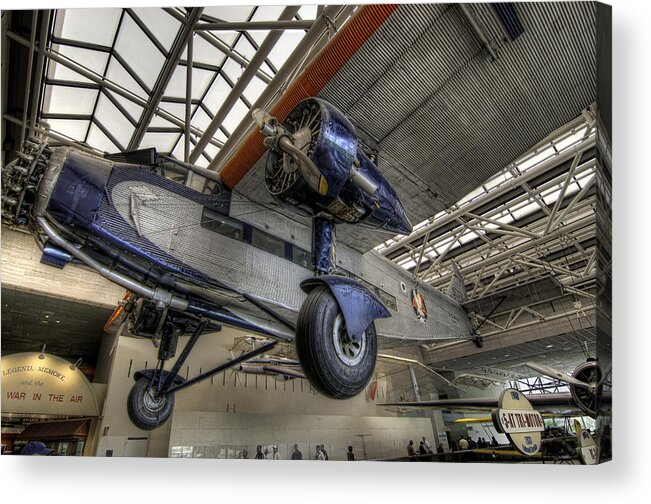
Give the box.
[272,445,281,460]
[407,440,416,457]
[419,440,428,455]
[315,445,325,461]
[255,445,264,459]
[291,443,303,460]
[347,445,355,461]
[320,444,329,460]
[263,447,270,459]
[422,436,432,454]
[458,437,469,450]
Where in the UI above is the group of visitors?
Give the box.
[247,443,355,460]
[407,436,443,457]
[457,435,499,450]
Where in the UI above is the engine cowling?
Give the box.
[263,98,412,235]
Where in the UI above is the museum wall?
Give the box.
[94,326,421,458]
[169,410,433,461]
[0,227,125,307]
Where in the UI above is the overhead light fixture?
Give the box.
[38,344,46,359]
[69,358,83,371]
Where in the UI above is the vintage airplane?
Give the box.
[380,359,611,419]
[1,98,477,430]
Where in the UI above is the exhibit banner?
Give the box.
[1,352,102,416]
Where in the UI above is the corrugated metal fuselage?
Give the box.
[35,148,473,347]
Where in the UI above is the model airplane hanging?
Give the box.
[1,98,477,430]
[379,359,611,419]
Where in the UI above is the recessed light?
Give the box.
[546,344,554,348]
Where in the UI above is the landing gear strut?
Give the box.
[126,318,277,430]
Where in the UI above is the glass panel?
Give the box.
[222,57,244,83]
[139,132,176,153]
[47,44,109,83]
[203,5,255,22]
[203,142,221,160]
[163,66,213,100]
[86,123,119,153]
[251,227,285,257]
[44,85,98,115]
[94,94,135,147]
[59,8,122,46]
[201,208,243,240]
[44,119,90,142]
[292,245,311,269]
[267,31,305,69]
[171,134,185,160]
[105,58,148,100]
[233,37,257,61]
[191,106,212,132]
[251,5,286,21]
[132,7,181,52]
[203,75,232,113]
[298,5,319,19]
[242,76,266,105]
[151,102,185,128]
[114,15,165,90]
[104,90,144,126]
[221,99,249,134]
[183,36,226,68]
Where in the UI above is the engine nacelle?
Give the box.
[263,98,412,235]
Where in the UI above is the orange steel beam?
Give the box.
[218,4,398,189]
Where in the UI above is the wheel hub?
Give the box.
[332,313,366,366]
[143,386,167,413]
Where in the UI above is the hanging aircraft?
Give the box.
[0,98,477,430]
[0,3,599,433]
[379,359,611,419]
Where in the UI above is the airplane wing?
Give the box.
[379,391,611,415]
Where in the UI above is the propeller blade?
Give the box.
[525,362,590,389]
[278,136,328,196]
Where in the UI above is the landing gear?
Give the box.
[126,315,277,430]
[296,286,377,398]
[127,376,175,430]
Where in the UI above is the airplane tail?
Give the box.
[446,264,467,303]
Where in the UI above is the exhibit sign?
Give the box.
[574,420,597,465]
[1,352,101,416]
[491,388,544,456]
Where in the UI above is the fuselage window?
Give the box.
[292,245,312,269]
[201,208,243,240]
[251,227,285,257]
[377,288,398,312]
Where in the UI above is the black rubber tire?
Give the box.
[127,377,175,430]
[296,286,377,399]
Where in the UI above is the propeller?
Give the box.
[525,360,606,418]
[252,108,328,196]
[525,362,591,390]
